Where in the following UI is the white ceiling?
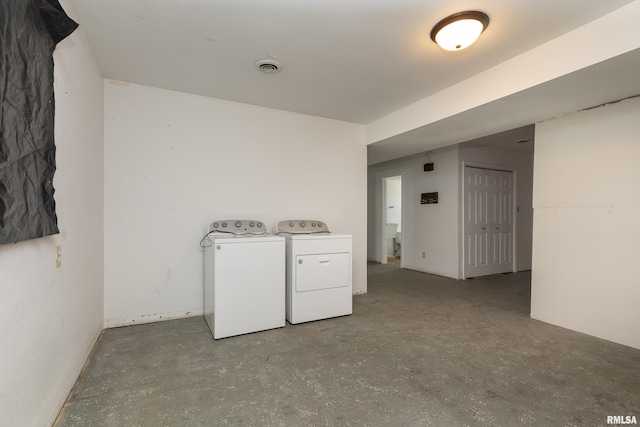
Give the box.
[65,0,639,162]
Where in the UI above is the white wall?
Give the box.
[531,97,640,350]
[104,82,367,326]
[0,26,104,427]
[368,146,460,278]
[459,144,534,272]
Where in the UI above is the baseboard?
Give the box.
[401,265,459,280]
[47,324,103,427]
[104,309,204,329]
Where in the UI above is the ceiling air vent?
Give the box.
[255,59,282,74]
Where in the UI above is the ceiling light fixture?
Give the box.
[430,11,489,51]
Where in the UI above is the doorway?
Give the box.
[463,166,516,278]
[382,175,402,266]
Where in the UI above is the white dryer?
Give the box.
[203,220,285,339]
[276,220,352,324]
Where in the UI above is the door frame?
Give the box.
[461,162,518,279]
[380,172,404,266]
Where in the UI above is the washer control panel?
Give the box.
[209,220,267,235]
[276,220,330,234]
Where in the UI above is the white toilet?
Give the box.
[386,223,398,257]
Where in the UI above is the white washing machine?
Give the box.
[276,220,352,324]
[203,220,285,339]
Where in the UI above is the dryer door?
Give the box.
[295,252,350,292]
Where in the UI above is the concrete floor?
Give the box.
[55,265,640,426]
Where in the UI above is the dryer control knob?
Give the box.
[318,222,323,228]
[289,222,294,227]
[249,222,255,227]
[300,221,306,227]
[221,222,227,228]
[235,221,242,228]
[212,222,219,229]
[257,222,263,228]
[312,223,316,227]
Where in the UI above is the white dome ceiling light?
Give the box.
[255,59,282,74]
[430,11,490,51]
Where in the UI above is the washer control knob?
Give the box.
[221,222,227,228]
[289,222,294,227]
[300,221,306,228]
[212,222,219,229]
[235,221,242,228]
[257,222,263,228]
[249,222,255,227]
[298,259,303,264]
[312,222,316,227]
[318,222,323,228]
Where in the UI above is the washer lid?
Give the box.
[207,234,284,244]
[276,220,330,234]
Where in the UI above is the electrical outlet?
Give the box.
[56,245,62,268]
[421,251,426,258]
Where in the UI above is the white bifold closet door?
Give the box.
[465,166,514,278]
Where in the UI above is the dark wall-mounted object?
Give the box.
[0,0,78,245]
[421,192,439,204]
[423,163,434,172]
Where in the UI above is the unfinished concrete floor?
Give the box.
[55,265,640,426]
